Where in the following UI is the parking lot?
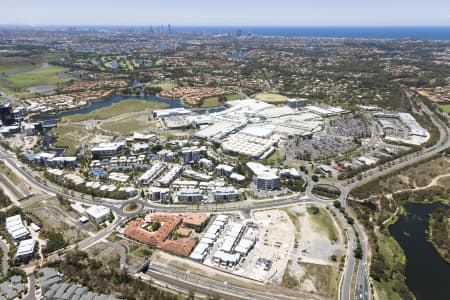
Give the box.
[328,117,369,138]
[293,134,358,161]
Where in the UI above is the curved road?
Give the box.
[1,89,448,300]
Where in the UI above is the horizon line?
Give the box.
[1,24,450,28]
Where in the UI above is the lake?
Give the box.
[389,202,450,299]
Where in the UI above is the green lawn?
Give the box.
[2,65,68,89]
[308,206,339,243]
[255,92,288,103]
[61,99,168,123]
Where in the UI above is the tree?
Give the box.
[333,200,341,209]
[312,175,319,182]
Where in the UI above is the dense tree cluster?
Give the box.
[429,206,450,263]
[56,250,180,300]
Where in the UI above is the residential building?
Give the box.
[213,187,239,201]
[137,162,166,185]
[177,188,204,202]
[180,146,204,164]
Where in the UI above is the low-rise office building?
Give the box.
[85,205,110,224]
[91,142,125,157]
[247,162,280,190]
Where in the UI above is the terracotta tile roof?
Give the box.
[177,227,193,237]
[159,238,197,256]
[180,212,209,227]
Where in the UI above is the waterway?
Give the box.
[389,202,450,300]
[37,93,224,155]
[0,62,49,78]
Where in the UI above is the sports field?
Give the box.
[254,92,288,103]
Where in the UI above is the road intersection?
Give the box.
[0,89,449,299]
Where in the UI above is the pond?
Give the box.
[389,202,450,300]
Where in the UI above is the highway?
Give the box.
[1,88,449,299]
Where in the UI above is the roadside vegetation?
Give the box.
[311,184,341,199]
[0,188,11,209]
[53,249,177,299]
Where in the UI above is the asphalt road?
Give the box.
[1,89,448,300]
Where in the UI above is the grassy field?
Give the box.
[201,93,246,107]
[2,65,68,89]
[61,99,168,123]
[307,206,339,243]
[225,94,246,101]
[255,92,288,103]
[201,96,220,108]
[438,103,450,114]
[51,125,92,156]
[262,150,284,165]
[100,115,159,134]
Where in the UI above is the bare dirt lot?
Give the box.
[29,205,88,243]
[244,209,296,283]
[281,205,344,299]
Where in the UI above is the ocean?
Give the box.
[174,26,450,41]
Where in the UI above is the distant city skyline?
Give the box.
[0,0,449,27]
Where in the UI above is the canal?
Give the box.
[389,202,450,300]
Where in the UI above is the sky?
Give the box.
[0,0,449,26]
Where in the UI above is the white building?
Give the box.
[85,205,110,224]
[198,158,214,172]
[6,215,30,242]
[247,162,280,190]
[149,187,171,201]
[157,149,175,162]
[213,187,239,201]
[137,162,166,185]
[91,142,125,156]
[216,164,234,177]
[15,239,35,259]
[182,169,211,181]
[181,146,204,164]
[157,164,182,186]
[230,172,246,183]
